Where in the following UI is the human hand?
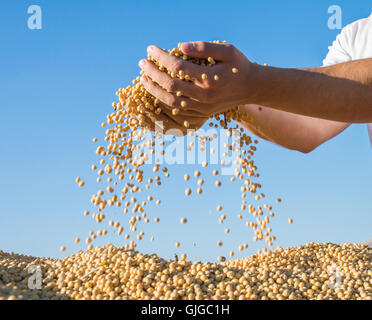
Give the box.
[138,41,257,117]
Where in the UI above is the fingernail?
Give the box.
[139,59,146,68]
[182,42,194,53]
[140,76,147,83]
[147,45,155,52]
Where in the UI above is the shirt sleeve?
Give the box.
[323,25,353,66]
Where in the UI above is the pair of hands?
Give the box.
[138,41,256,134]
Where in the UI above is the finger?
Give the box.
[180,41,235,62]
[139,59,206,101]
[147,45,210,81]
[158,104,203,129]
[141,110,187,136]
[159,103,208,125]
[141,101,186,130]
[141,109,182,132]
[142,78,207,119]
[161,108,206,131]
[140,75,209,116]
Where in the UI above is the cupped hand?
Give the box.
[138,41,257,117]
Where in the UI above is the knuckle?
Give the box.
[146,78,155,90]
[143,81,154,94]
[227,44,238,58]
[195,41,207,52]
[166,95,177,107]
[170,60,183,73]
[165,79,177,92]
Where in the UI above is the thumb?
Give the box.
[180,41,234,62]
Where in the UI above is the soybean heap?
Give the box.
[1,243,371,300]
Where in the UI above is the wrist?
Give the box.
[243,63,269,105]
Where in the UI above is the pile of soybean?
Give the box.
[1,243,371,300]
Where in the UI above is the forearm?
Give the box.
[309,59,372,86]
[249,58,372,123]
[237,104,350,153]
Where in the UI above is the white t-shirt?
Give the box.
[322,13,372,144]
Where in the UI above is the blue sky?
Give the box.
[0,0,371,262]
